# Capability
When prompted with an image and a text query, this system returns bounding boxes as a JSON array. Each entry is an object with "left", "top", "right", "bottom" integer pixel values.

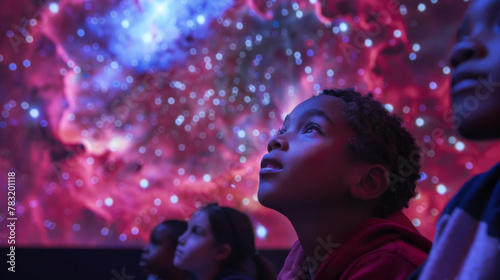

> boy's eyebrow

[
  {"left": 301, "top": 109, "right": 335, "bottom": 127},
  {"left": 283, "top": 115, "right": 290, "bottom": 127},
  {"left": 282, "top": 109, "right": 335, "bottom": 128},
  {"left": 285, "top": 109, "right": 334, "bottom": 127}
]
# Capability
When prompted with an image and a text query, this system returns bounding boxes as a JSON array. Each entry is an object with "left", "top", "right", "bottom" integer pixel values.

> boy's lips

[
  {"left": 175, "top": 249, "right": 183, "bottom": 256},
  {"left": 452, "top": 79, "right": 480, "bottom": 96},
  {"left": 260, "top": 155, "right": 283, "bottom": 174},
  {"left": 451, "top": 70, "right": 486, "bottom": 96}
]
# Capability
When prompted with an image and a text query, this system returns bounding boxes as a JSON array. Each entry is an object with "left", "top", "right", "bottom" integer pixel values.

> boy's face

[
  {"left": 258, "top": 95, "right": 359, "bottom": 211},
  {"left": 450, "top": 0, "right": 500, "bottom": 139},
  {"left": 140, "top": 224, "right": 176, "bottom": 274},
  {"left": 174, "top": 210, "right": 222, "bottom": 273}
]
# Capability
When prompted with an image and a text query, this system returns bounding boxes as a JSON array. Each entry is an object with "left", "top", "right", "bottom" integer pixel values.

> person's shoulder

[
  {"left": 215, "top": 275, "right": 253, "bottom": 280},
  {"left": 465, "top": 161, "right": 500, "bottom": 186},
  {"left": 213, "top": 269, "right": 254, "bottom": 280},
  {"left": 340, "top": 240, "right": 427, "bottom": 280},
  {"left": 373, "top": 239, "right": 428, "bottom": 265},
  {"left": 441, "top": 161, "right": 500, "bottom": 216}
]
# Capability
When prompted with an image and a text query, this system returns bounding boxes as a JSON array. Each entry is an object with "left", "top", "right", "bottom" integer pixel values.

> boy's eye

[
  {"left": 191, "top": 226, "right": 203, "bottom": 235},
  {"left": 277, "top": 128, "right": 286, "bottom": 135},
  {"left": 304, "top": 123, "right": 320, "bottom": 133}
]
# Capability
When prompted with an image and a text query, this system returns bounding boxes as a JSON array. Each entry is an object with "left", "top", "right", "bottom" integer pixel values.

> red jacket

[{"left": 278, "top": 212, "right": 432, "bottom": 280}]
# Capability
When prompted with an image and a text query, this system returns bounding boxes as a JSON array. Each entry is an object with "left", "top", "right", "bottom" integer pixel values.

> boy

[
  {"left": 140, "top": 220, "right": 189, "bottom": 280},
  {"left": 258, "top": 88, "right": 432, "bottom": 279},
  {"left": 411, "top": 0, "right": 500, "bottom": 279}
]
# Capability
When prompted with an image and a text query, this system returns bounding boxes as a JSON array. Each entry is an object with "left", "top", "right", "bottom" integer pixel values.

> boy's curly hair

[{"left": 318, "top": 88, "right": 421, "bottom": 218}]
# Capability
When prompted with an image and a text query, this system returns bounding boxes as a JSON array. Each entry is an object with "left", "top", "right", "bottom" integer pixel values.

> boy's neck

[
  {"left": 193, "top": 265, "right": 220, "bottom": 280},
  {"left": 159, "top": 267, "right": 187, "bottom": 280},
  {"left": 286, "top": 203, "right": 373, "bottom": 278}
]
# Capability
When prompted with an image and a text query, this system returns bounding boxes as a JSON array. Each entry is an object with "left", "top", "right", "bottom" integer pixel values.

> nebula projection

[{"left": 1, "top": 0, "right": 498, "bottom": 249}]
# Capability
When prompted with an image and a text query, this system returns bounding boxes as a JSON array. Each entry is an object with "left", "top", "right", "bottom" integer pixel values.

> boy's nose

[
  {"left": 267, "top": 134, "right": 288, "bottom": 152},
  {"left": 450, "top": 39, "right": 487, "bottom": 68},
  {"left": 177, "top": 234, "right": 186, "bottom": 245}
]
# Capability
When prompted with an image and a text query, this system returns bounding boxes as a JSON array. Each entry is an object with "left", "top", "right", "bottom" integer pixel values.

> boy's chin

[
  {"left": 258, "top": 186, "right": 307, "bottom": 216},
  {"left": 256, "top": 186, "right": 274, "bottom": 209},
  {"left": 257, "top": 185, "right": 287, "bottom": 211},
  {"left": 455, "top": 120, "right": 500, "bottom": 140},
  {"left": 451, "top": 95, "right": 500, "bottom": 140}
]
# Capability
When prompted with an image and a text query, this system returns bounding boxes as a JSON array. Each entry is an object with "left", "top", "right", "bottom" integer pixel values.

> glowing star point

[
  {"left": 105, "top": 198, "right": 113, "bottom": 207},
  {"left": 140, "top": 179, "right": 149, "bottom": 189},
  {"left": 339, "top": 22, "right": 348, "bottom": 32},
  {"left": 412, "top": 219, "right": 421, "bottom": 227},
  {"left": 256, "top": 225, "right": 267, "bottom": 239},
  {"left": 197, "top": 15, "right": 206, "bottom": 25},
  {"left": 436, "top": 184, "right": 447, "bottom": 195},
  {"left": 29, "top": 108, "right": 39, "bottom": 118},
  {"left": 416, "top": 118, "right": 424, "bottom": 127},
  {"left": 203, "top": 174, "right": 211, "bottom": 182},
  {"left": 49, "top": 3, "right": 59, "bottom": 14},
  {"left": 455, "top": 142, "right": 465, "bottom": 151}
]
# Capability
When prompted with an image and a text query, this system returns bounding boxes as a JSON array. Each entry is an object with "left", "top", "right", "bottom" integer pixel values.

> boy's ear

[
  {"left": 215, "top": 243, "right": 232, "bottom": 261},
  {"left": 349, "top": 165, "right": 389, "bottom": 201}
]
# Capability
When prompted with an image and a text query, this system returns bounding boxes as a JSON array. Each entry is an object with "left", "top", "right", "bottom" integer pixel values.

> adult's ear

[
  {"left": 215, "top": 244, "right": 232, "bottom": 261},
  {"left": 349, "top": 165, "right": 389, "bottom": 201}
]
